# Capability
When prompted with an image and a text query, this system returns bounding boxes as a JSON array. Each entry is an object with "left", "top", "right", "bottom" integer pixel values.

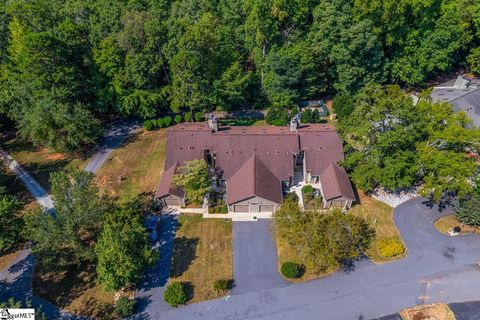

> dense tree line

[
  {"left": 337, "top": 84, "right": 480, "bottom": 200},
  {"left": 0, "top": 0, "right": 479, "bottom": 151}
]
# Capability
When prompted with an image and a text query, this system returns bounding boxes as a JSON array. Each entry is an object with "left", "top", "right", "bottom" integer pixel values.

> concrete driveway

[
  {"left": 151, "top": 198, "right": 480, "bottom": 320},
  {"left": 232, "top": 220, "right": 289, "bottom": 294}
]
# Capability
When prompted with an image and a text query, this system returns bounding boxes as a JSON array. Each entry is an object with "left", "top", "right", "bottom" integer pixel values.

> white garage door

[
  {"left": 259, "top": 205, "right": 275, "bottom": 212},
  {"left": 234, "top": 205, "right": 249, "bottom": 212}
]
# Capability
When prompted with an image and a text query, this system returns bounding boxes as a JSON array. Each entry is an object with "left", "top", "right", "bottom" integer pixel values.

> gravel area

[{"left": 372, "top": 187, "right": 419, "bottom": 208}]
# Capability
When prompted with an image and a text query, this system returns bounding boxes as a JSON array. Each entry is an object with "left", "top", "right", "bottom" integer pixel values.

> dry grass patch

[
  {"left": 32, "top": 262, "right": 116, "bottom": 319},
  {"left": 169, "top": 214, "right": 232, "bottom": 303},
  {"left": 96, "top": 129, "right": 166, "bottom": 203},
  {"left": 400, "top": 303, "right": 456, "bottom": 320},
  {"left": 0, "top": 136, "right": 86, "bottom": 191},
  {"left": 0, "top": 246, "right": 24, "bottom": 272},
  {"left": 349, "top": 191, "right": 405, "bottom": 263},
  {"left": 435, "top": 214, "right": 480, "bottom": 235},
  {"left": 276, "top": 237, "right": 333, "bottom": 282}
]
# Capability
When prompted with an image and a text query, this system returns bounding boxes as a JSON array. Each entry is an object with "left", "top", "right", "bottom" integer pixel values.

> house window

[{"left": 311, "top": 176, "right": 319, "bottom": 183}]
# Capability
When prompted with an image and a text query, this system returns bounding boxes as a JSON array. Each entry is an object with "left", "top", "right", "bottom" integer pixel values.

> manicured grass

[
  {"left": 349, "top": 191, "right": 405, "bottom": 263},
  {"left": 96, "top": 129, "right": 166, "bottom": 203},
  {"left": 32, "top": 261, "right": 116, "bottom": 319},
  {"left": 276, "top": 237, "right": 333, "bottom": 282},
  {"left": 400, "top": 303, "right": 455, "bottom": 320},
  {"left": 169, "top": 214, "right": 232, "bottom": 302},
  {"left": 435, "top": 214, "right": 479, "bottom": 235},
  {"left": 0, "top": 136, "right": 86, "bottom": 191}
]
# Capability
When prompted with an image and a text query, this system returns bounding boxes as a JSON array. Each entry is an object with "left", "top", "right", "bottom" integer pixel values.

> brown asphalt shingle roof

[
  {"left": 158, "top": 122, "right": 353, "bottom": 204},
  {"left": 155, "top": 163, "right": 185, "bottom": 198},
  {"left": 320, "top": 163, "right": 355, "bottom": 201},
  {"left": 226, "top": 156, "right": 283, "bottom": 205}
]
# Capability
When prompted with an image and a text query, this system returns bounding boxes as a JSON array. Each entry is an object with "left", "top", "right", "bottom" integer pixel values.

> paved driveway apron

[{"left": 232, "top": 219, "right": 289, "bottom": 294}]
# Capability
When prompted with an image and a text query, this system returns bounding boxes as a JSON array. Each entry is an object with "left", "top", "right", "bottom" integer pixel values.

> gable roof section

[
  {"left": 320, "top": 163, "right": 355, "bottom": 201},
  {"left": 155, "top": 163, "right": 185, "bottom": 198},
  {"left": 226, "top": 156, "right": 283, "bottom": 205}
]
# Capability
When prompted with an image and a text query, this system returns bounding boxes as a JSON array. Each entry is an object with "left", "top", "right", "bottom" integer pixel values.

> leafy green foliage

[
  {"left": 157, "top": 118, "right": 164, "bottom": 128},
  {"left": 274, "top": 202, "right": 375, "bottom": 271},
  {"left": 172, "top": 159, "right": 210, "bottom": 205},
  {"left": 453, "top": 193, "right": 480, "bottom": 228},
  {"left": 164, "top": 282, "right": 187, "bottom": 307},
  {"left": 301, "top": 185, "right": 315, "bottom": 201},
  {"left": 24, "top": 168, "right": 112, "bottom": 268},
  {"left": 377, "top": 238, "right": 405, "bottom": 258},
  {"left": 174, "top": 114, "right": 183, "bottom": 124},
  {"left": 143, "top": 120, "right": 153, "bottom": 131},
  {"left": 96, "top": 202, "right": 157, "bottom": 291},
  {"left": 194, "top": 112, "right": 203, "bottom": 122},
  {"left": 281, "top": 262, "right": 303, "bottom": 278},
  {"left": 213, "top": 279, "right": 230, "bottom": 292},
  {"left": 164, "top": 116, "right": 172, "bottom": 127},
  {"left": 333, "top": 92, "right": 354, "bottom": 119},
  {"left": 468, "top": 47, "right": 480, "bottom": 74},
  {"left": 184, "top": 112, "right": 191, "bottom": 122},
  {"left": 0, "top": 186, "right": 22, "bottom": 251},
  {"left": 339, "top": 84, "right": 480, "bottom": 199},
  {"left": 114, "top": 297, "right": 136, "bottom": 318}
]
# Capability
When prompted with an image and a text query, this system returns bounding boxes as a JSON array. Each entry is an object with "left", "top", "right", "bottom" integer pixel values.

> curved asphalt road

[{"left": 143, "top": 198, "right": 480, "bottom": 320}]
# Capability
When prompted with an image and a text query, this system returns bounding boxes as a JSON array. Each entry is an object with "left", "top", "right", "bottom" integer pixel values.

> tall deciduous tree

[
  {"left": 24, "top": 168, "right": 112, "bottom": 268},
  {"left": 96, "top": 202, "right": 157, "bottom": 291},
  {"left": 274, "top": 200, "right": 375, "bottom": 271},
  {"left": 0, "top": 186, "right": 22, "bottom": 251},
  {"left": 172, "top": 159, "right": 210, "bottom": 205}
]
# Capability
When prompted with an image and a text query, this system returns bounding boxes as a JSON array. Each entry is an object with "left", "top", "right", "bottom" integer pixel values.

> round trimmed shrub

[
  {"left": 114, "top": 297, "right": 136, "bottom": 318},
  {"left": 143, "top": 120, "right": 153, "bottom": 131},
  {"left": 164, "top": 116, "right": 173, "bottom": 127},
  {"left": 220, "top": 205, "right": 228, "bottom": 214},
  {"left": 157, "top": 118, "right": 164, "bottom": 128},
  {"left": 377, "top": 238, "right": 405, "bottom": 258},
  {"left": 281, "top": 262, "right": 302, "bottom": 279},
  {"left": 164, "top": 282, "right": 187, "bottom": 307},
  {"left": 194, "top": 112, "right": 203, "bottom": 122},
  {"left": 213, "top": 279, "right": 229, "bottom": 292},
  {"left": 208, "top": 207, "right": 214, "bottom": 214},
  {"left": 184, "top": 112, "right": 192, "bottom": 122},
  {"left": 174, "top": 114, "right": 183, "bottom": 124},
  {"left": 215, "top": 206, "right": 222, "bottom": 213}
]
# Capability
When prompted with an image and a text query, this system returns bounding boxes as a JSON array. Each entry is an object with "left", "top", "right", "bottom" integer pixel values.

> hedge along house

[{"left": 155, "top": 115, "right": 355, "bottom": 217}]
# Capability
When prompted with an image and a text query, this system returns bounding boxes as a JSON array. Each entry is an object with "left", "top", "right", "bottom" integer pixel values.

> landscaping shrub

[
  {"left": 377, "top": 238, "right": 405, "bottom": 258},
  {"left": 271, "top": 118, "right": 286, "bottom": 126},
  {"left": 284, "top": 192, "right": 299, "bottom": 203},
  {"left": 157, "top": 118, "right": 164, "bottom": 128},
  {"left": 213, "top": 279, "right": 230, "bottom": 292},
  {"left": 194, "top": 112, "right": 203, "bottom": 122},
  {"left": 164, "top": 282, "right": 187, "bottom": 307},
  {"left": 184, "top": 112, "right": 192, "bottom": 122},
  {"left": 208, "top": 207, "right": 214, "bottom": 214},
  {"left": 143, "top": 120, "right": 153, "bottom": 131},
  {"left": 175, "top": 114, "right": 183, "bottom": 124},
  {"left": 215, "top": 206, "right": 222, "bottom": 213},
  {"left": 301, "top": 185, "right": 315, "bottom": 201},
  {"left": 114, "top": 297, "right": 136, "bottom": 318},
  {"left": 164, "top": 116, "right": 172, "bottom": 127},
  {"left": 220, "top": 205, "right": 228, "bottom": 213},
  {"left": 281, "top": 262, "right": 303, "bottom": 279}
]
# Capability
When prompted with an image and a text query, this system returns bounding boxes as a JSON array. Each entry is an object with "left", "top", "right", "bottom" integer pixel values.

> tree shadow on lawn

[
  {"left": 169, "top": 237, "right": 199, "bottom": 278},
  {"left": 21, "top": 160, "right": 72, "bottom": 192},
  {"left": 32, "top": 261, "right": 97, "bottom": 308}
]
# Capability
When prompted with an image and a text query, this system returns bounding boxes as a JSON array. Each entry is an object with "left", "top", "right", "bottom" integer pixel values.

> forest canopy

[{"left": 0, "top": 0, "right": 479, "bottom": 151}]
